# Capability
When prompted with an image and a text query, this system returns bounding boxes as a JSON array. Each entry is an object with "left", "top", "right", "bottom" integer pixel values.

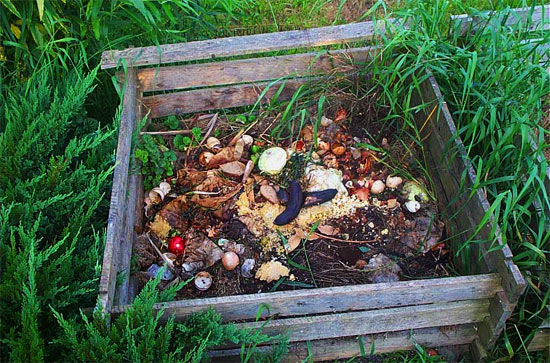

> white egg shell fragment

[
  {"left": 320, "top": 115, "right": 333, "bottom": 127},
  {"left": 404, "top": 200, "right": 421, "bottom": 213},
  {"left": 258, "top": 147, "right": 288, "bottom": 175},
  {"left": 241, "top": 134, "right": 253, "bottom": 146},
  {"left": 370, "top": 180, "right": 386, "bottom": 194},
  {"left": 194, "top": 271, "right": 212, "bottom": 291},
  {"left": 241, "top": 258, "right": 255, "bottom": 278},
  {"left": 385, "top": 175, "right": 403, "bottom": 189},
  {"left": 206, "top": 137, "right": 222, "bottom": 152}
]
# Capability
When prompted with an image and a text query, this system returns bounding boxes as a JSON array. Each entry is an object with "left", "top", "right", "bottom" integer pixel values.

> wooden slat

[
  {"left": 136, "top": 47, "right": 374, "bottom": 92},
  {"left": 114, "top": 83, "right": 143, "bottom": 306},
  {"left": 527, "top": 327, "right": 550, "bottom": 351},
  {"left": 477, "top": 291, "right": 512, "bottom": 349},
  {"left": 111, "top": 274, "right": 501, "bottom": 322},
  {"left": 412, "top": 72, "right": 526, "bottom": 306},
  {"left": 528, "top": 308, "right": 550, "bottom": 354},
  {"left": 98, "top": 68, "right": 138, "bottom": 315},
  {"left": 451, "top": 5, "right": 550, "bottom": 36},
  {"left": 230, "top": 300, "right": 489, "bottom": 344},
  {"left": 210, "top": 325, "right": 477, "bottom": 362},
  {"left": 101, "top": 20, "right": 390, "bottom": 69},
  {"left": 142, "top": 78, "right": 310, "bottom": 118}
]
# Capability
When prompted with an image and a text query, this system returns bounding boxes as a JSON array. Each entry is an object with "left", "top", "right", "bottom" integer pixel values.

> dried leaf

[
  {"left": 402, "top": 217, "right": 444, "bottom": 253},
  {"left": 334, "top": 109, "right": 347, "bottom": 123},
  {"left": 286, "top": 234, "right": 302, "bottom": 253},
  {"left": 191, "top": 185, "right": 242, "bottom": 209},
  {"left": 184, "top": 230, "right": 224, "bottom": 268},
  {"left": 317, "top": 224, "right": 339, "bottom": 236},
  {"left": 233, "top": 138, "right": 245, "bottom": 160},
  {"left": 295, "top": 228, "right": 321, "bottom": 241},
  {"left": 207, "top": 147, "right": 235, "bottom": 169},
  {"left": 255, "top": 261, "right": 290, "bottom": 283},
  {"left": 220, "top": 161, "right": 246, "bottom": 177},
  {"left": 157, "top": 195, "right": 188, "bottom": 231},
  {"left": 260, "top": 185, "right": 279, "bottom": 204},
  {"left": 177, "top": 168, "right": 207, "bottom": 187}
]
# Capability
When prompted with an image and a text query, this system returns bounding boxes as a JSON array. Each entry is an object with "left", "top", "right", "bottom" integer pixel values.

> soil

[{"left": 134, "top": 80, "right": 453, "bottom": 300}]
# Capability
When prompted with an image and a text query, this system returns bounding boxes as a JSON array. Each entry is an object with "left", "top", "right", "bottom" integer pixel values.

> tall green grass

[{"left": 367, "top": 0, "right": 549, "bottom": 359}]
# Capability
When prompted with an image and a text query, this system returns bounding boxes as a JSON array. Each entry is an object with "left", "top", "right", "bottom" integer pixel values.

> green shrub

[
  {"left": 54, "top": 275, "right": 288, "bottom": 362},
  {"left": 0, "top": 61, "right": 117, "bottom": 361}
]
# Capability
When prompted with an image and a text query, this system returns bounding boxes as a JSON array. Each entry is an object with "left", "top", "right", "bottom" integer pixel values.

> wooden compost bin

[{"left": 99, "top": 21, "right": 526, "bottom": 361}]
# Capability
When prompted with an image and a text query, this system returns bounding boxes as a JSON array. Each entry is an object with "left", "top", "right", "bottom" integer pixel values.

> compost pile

[{"left": 134, "top": 110, "right": 450, "bottom": 298}]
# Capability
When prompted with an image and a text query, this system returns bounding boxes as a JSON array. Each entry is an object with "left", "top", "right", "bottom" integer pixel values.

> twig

[
  {"left": 146, "top": 234, "right": 175, "bottom": 272},
  {"left": 198, "top": 113, "right": 219, "bottom": 148},
  {"left": 316, "top": 232, "right": 376, "bottom": 247},
  {"left": 140, "top": 130, "right": 191, "bottom": 136},
  {"left": 185, "top": 190, "right": 221, "bottom": 196}
]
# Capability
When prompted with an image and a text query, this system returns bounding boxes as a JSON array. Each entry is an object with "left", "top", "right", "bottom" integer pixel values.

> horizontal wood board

[
  {"left": 111, "top": 274, "right": 501, "bottom": 322},
  {"left": 228, "top": 299, "right": 489, "bottom": 345},
  {"left": 142, "top": 78, "right": 310, "bottom": 118},
  {"left": 451, "top": 5, "right": 550, "bottom": 36},
  {"left": 101, "top": 20, "right": 393, "bottom": 69},
  {"left": 210, "top": 325, "right": 477, "bottom": 362},
  {"left": 136, "top": 47, "right": 374, "bottom": 92}
]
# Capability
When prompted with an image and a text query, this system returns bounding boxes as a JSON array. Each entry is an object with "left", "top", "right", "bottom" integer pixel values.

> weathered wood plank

[
  {"left": 136, "top": 47, "right": 374, "bottom": 92},
  {"left": 451, "top": 5, "right": 550, "bottom": 36},
  {"left": 477, "top": 291, "right": 512, "bottom": 349},
  {"left": 142, "top": 78, "right": 310, "bottom": 118},
  {"left": 210, "top": 325, "right": 477, "bottom": 362},
  {"left": 528, "top": 309, "right": 550, "bottom": 353},
  {"left": 101, "top": 20, "right": 390, "bottom": 69},
  {"left": 111, "top": 274, "right": 501, "bottom": 322},
  {"left": 230, "top": 300, "right": 489, "bottom": 344},
  {"left": 528, "top": 328, "right": 550, "bottom": 351},
  {"left": 411, "top": 72, "right": 526, "bottom": 306},
  {"left": 98, "top": 68, "right": 138, "bottom": 315},
  {"left": 114, "top": 82, "right": 143, "bottom": 306}
]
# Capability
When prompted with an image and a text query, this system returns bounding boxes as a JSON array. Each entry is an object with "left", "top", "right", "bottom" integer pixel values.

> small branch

[
  {"left": 140, "top": 130, "right": 191, "bottom": 136},
  {"left": 316, "top": 232, "right": 376, "bottom": 247}
]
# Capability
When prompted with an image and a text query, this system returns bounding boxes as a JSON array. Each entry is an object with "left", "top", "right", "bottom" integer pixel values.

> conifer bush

[{"left": 0, "top": 63, "right": 117, "bottom": 361}]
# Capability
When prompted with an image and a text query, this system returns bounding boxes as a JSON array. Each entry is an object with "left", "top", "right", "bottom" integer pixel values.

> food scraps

[
  {"left": 136, "top": 107, "right": 447, "bottom": 297},
  {"left": 256, "top": 261, "right": 290, "bottom": 283}
]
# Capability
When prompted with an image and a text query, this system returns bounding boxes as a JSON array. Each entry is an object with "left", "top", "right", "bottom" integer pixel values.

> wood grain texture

[
  {"left": 229, "top": 299, "right": 489, "bottom": 344},
  {"left": 527, "top": 328, "right": 550, "bottom": 351},
  {"left": 136, "top": 47, "right": 374, "bottom": 92},
  {"left": 142, "top": 78, "right": 309, "bottom": 118},
  {"left": 528, "top": 309, "right": 550, "bottom": 353},
  {"left": 411, "top": 72, "right": 526, "bottom": 305},
  {"left": 210, "top": 325, "right": 477, "bottom": 362},
  {"left": 477, "top": 291, "right": 512, "bottom": 349},
  {"left": 111, "top": 274, "right": 501, "bottom": 322},
  {"left": 114, "top": 86, "right": 143, "bottom": 306},
  {"left": 101, "top": 21, "right": 389, "bottom": 69},
  {"left": 451, "top": 5, "right": 550, "bottom": 36},
  {"left": 98, "top": 68, "right": 138, "bottom": 315}
]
